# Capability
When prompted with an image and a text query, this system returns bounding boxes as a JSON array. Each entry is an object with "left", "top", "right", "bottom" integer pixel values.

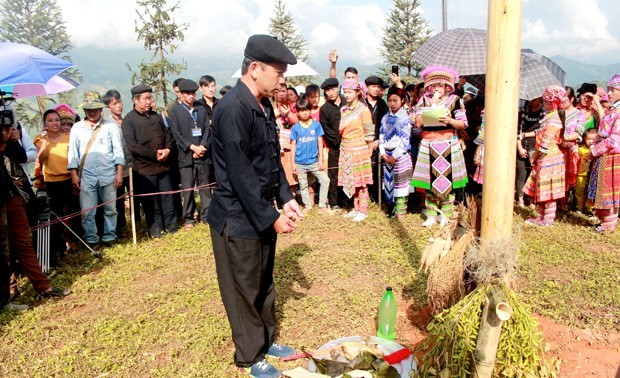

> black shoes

[{"left": 40, "top": 286, "right": 71, "bottom": 298}]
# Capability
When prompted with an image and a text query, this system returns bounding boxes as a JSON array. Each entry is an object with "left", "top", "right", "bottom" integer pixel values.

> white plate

[{"left": 307, "top": 336, "right": 416, "bottom": 378}]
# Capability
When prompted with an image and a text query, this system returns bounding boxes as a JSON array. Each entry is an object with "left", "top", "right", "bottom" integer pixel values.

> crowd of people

[{"left": 1, "top": 44, "right": 619, "bottom": 315}]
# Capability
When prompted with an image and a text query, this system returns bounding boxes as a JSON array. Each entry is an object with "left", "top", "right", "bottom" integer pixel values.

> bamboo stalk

[
  {"left": 480, "top": 0, "right": 523, "bottom": 243},
  {"left": 473, "top": 285, "right": 513, "bottom": 378}
]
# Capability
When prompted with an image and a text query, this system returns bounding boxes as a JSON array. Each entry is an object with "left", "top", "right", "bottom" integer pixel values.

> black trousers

[
  {"left": 179, "top": 163, "right": 212, "bottom": 224},
  {"left": 516, "top": 144, "right": 536, "bottom": 200},
  {"left": 135, "top": 171, "right": 178, "bottom": 234},
  {"left": 210, "top": 226, "right": 277, "bottom": 367},
  {"left": 327, "top": 150, "right": 340, "bottom": 207},
  {"left": 368, "top": 148, "right": 381, "bottom": 203}
]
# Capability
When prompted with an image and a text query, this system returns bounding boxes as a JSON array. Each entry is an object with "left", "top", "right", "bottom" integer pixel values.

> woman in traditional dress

[
  {"left": 473, "top": 110, "right": 485, "bottom": 185},
  {"left": 586, "top": 74, "right": 620, "bottom": 233},
  {"left": 379, "top": 86, "right": 413, "bottom": 218},
  {"left": 410, "top": 66, "right": 468, "bottom": 227},
  {"left": 576, "top": 82, "right": 599, "bottom": 133},
  {"left": 338, "top": 79, "right": 374, "bottom": 222},
  {"left": 559, "top": 87, "right": 586, "bottom": 209},
  {"left": 522, "top": 85, "right": 568, "bottom": 226}
]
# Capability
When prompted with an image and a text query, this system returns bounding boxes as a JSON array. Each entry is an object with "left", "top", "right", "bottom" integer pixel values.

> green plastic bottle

[{"left": 377, "top": 286, "right": 396, "bottom": 340}]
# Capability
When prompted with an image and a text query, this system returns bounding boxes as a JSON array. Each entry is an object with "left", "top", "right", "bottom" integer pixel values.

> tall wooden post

[{"left": 480, "top": 0, "right": 522, "bottom": 242}]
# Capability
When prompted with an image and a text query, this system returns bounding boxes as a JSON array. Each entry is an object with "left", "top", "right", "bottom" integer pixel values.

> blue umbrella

[{"left": 0, "top": 42, "right": 74, "bottom": 87}]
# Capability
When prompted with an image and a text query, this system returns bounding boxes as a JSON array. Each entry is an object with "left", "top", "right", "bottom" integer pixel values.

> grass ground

[{"left": 0, "top": 205, "right": 618, "bottom": 377}]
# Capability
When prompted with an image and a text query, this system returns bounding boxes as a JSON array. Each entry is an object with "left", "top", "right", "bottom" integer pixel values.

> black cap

[
  {"left": 244, "top": 34, "right": 297, "bottom": 65},
  {"left": 365, "top": 75, "right": 388, "bottom": 88},
  {"left": 320, "top": 78, "right": 339, "bottom": 90},
  {"left": 577, "top": 82, "right": 597, "bottom": 96},
  {"left": 131, "top": 84, "right": 152, "bottom": 96},
  {"left": 178, "top": 79, "right": 199, "bottom": 92}
]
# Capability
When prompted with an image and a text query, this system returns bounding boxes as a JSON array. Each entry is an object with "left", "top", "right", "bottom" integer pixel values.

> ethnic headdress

[
  {"left": 608, "top": 74, "right": 620, "bottom": 91},
  {"left": 542, "top": 85, "right": 568, "bottom": 110},
  {"left": 53, "top": 103, "right": 76, "bottom": 122},
  {"left": 342, "top": 79, "right": 367, "bottom": 98},
  {"left": 420, "top": 65, "right": 458, "bottom": 94}
]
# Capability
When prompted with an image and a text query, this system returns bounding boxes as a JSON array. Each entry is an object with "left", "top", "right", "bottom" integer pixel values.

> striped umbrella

[
  {"left": 413, "top": 28, "right": 488, "bottom": 76},
  {"left": 519, "top": 49, "right": 566, "bottom": 100}
]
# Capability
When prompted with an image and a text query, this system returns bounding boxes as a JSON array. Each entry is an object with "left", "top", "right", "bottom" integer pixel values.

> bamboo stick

[{"left": 480, "top": 0, "right": 523, "bottom": 243}]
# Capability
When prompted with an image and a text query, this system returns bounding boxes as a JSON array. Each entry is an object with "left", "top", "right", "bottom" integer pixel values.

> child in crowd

[
  {"left": 523, "top": 85, "right": 568, "bottom": 226},
  {"left": 575, "top": 128, "right": 597, "bottom": 214},
  {"left": 290, "top": 99, "right": 330, "bottom": 213},
  {"left": 339, "top": 79, "right": 374, "bottom": 222},
  {"left": 379, "top": 86, "right": 413, "bottom": 218},
  {"left": 305, "top": 84, "right": 322, "bottom": 121}
]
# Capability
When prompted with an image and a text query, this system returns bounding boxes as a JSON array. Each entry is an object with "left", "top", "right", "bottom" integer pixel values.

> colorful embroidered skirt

[
  {"left": 410, "top": 138, "right": 468, "bottom": 198},
  {"left": 561, "top": 144, "right": 579, "bottom": 190},
  {"left": 523, "top": 151, "right": 565, "bottom": 202},
  {"left": 338, "top": 138, "right": 373, "bottom": 198},
  {"left": 383, "top": 150, "right": 413, "bottom": 204},
  {"left": 473, "top": 145, "right": 484, "bottom": 184},
  {"left": 281, "top": 149, "right": 297, "bottom": 186},
  {"left": 587, "top": 152, "right": 620, "bottom": 209}
]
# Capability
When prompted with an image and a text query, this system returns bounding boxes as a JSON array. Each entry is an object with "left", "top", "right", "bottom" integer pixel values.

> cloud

[{"left": 55, "top": 0, "right": 620, "bottom": 67}]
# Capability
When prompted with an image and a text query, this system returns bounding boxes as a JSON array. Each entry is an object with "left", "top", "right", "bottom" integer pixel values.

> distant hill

[
  {"left": 69, "top": 46, "right": 619, "bottom": 98},
  {"left": 551, "top": 56, "right": 620, "bottom": 87}
]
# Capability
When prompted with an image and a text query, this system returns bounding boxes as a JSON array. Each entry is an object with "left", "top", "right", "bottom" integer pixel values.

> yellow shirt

[
  {"left": 577, "top": 145, "right": 591, "bottom": 178},
  {"left": 34, "top": 133, "right": 71, "bottom": 182}
]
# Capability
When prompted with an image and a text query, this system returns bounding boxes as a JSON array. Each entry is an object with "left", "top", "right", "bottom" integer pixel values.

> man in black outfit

[
  {"left": 319, "top": 78, "right": 344, "bottom": 210},
  {"left": 168, "top": 79, "right": 211, "bottom": 229},
  {"left": 365, "top": 76, "right": 390, "bottom": 203},
  {"left": 207, "top": 34, "right": 303, "bottom": 378},
  {"left": 122, "top": 85, "right": 177, "bottom": 238}
]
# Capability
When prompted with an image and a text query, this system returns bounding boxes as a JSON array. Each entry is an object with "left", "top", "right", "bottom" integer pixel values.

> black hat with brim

[
  {"left": 320, "top": 78, "right": 339, "bottom": 90},
  {"left": 131, "top": 84, "right": 153, "bottom": 97},
  {"left": 244, "top": 34, "right": 297, "bottom": 65},
  {"left": 178, "top": 79, "right": 199, "bottom": 92}
]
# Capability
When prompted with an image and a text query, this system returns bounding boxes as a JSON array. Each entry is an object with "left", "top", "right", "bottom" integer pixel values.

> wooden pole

[
  {"left": 129, "top": 167, "right": 138, "bottom": 248},
  {"left": 480, "top": 0, "right": 523, "bottom": 242}
]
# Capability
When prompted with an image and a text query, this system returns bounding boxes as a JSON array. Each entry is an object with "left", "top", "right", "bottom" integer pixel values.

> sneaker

[
  {"left": 266, "top": 343, "right": 296, "bottom": 358},
  {"left": 525, "top": 217, "right": 542, "bottom": 226},
  {"left": 330, "top": 205, "right": 342, "bottom": 211},
  {"left": 343, "top": 209, "right": 358, "bottom": 218},
  {"left": 352, "top": 212, "right": 368, "bottom": 222},
  {"left": 422, "top": 216, "right": 437, "bottom": 227},
  {"left": 3, "top": 303, "right": 31, "bottom": 312},
  {"left": 318, "top": 207, "right": 330, "bottom": 214},
  {"left": 238, "top": 359, "right": 281, "bottom": 378},
  {"left": 438, "top": 215, "right": 449, "bottom": 227}
]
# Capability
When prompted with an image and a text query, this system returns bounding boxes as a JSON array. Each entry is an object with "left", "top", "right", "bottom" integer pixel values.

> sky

[{"left": 55, "top": 0, "right": 620, "bottom": 68}]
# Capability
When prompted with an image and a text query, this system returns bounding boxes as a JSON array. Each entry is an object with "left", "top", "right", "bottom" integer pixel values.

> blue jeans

[
  {"left": 297, "top": 162, "right": 330, "bottom": 208},
  {"left": 80, "top": 181, "right": 117, "bottom": 243}
]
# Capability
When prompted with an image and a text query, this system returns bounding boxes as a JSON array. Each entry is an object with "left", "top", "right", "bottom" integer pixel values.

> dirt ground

[{"left": 399, "top": 301, "right": 620, "bottom": 377}]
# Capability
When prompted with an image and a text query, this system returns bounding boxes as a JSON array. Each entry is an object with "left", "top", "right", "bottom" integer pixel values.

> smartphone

[{"left": 391, "top": 65, "right": 399, "bottom": 76}]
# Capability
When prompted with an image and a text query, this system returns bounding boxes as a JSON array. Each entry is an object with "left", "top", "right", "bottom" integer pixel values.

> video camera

[{"left": 0, "top": 90, "right": 15, "bottom": 127}]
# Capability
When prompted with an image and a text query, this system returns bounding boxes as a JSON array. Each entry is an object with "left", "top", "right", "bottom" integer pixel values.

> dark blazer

[
  {"left": 319, "top": 97, "right": 344, "bottom": 151},
  {"left": 168, "top": 101, "right": 211, "bottom": 167},
  {"left": 207, "top": 80, "right": 294, "bottom": 239},
  {"left": 122, "top": 109, "right": 173, "bottom": 176}
]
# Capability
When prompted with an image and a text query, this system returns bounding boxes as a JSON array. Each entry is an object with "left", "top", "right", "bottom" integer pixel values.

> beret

[
  {"left": 577, "top": 82, "right": 597, "bottom": 96},
  {"left": 244, "top": 34, "right": 297, "bottom": 65},
  {"left": 320, "top": 78, "right": 339, "bottom": 90},
  {"left": 131, "top": 84, "right": 153, "bottom": 96},
  {"left": 178, "top": 79, "right": 199, "bottom": 92},
  {"left": 365, "top": 75, "right": 387, "bottom": 88}
]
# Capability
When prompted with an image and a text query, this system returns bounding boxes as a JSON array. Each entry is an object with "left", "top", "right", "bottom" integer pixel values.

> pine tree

[
  {"left": 128, "top": 0, "right": 188, "bottom": 110},
  {"left": 268, "top": 0, "right": 310, "bottom": 87},
  {"left": 0, "top": 0, "right": 80, "bottom": 125},
  {"left": 380, "top": 0, "right": 432, "bottom": 80}
]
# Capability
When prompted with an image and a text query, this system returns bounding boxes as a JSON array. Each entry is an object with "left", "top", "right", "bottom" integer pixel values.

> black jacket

[
  {"left": 122, "top": 109, "right": 173, "bottom": 176},
  {"left": 319, "top": 97, "right": 344, "bottom": 151},
  {"left": 168, "top": 102, "right": 211, "bottom": 167},
  {"left": 207, "top": 80, "right": 293, "bottom": 239},
  {"left": 0, "top": 141, "right": 27, "bottom": 202}
]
